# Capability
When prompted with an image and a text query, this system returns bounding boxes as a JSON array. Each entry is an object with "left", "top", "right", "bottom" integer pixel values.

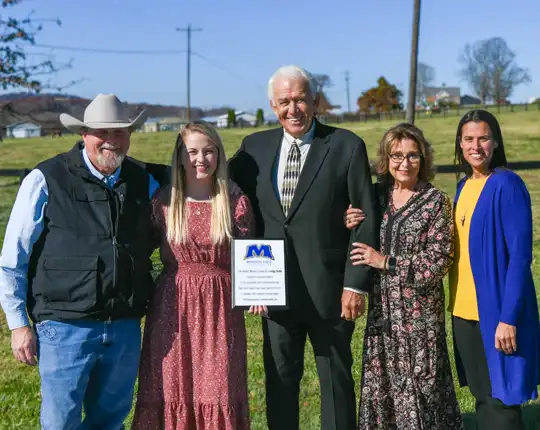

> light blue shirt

[{"left": 0, "top": 148, "right": 160, "bottom": 329}]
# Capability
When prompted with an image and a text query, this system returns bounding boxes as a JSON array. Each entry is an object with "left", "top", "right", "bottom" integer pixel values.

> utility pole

[
  {"left": 406, "top": 0, "right": 421, "bottom": 124},
  {"left": 176, "top": 24, "right": 202, "bottom": 121},
  {"left": 344, "top": 71, "right": 351, "bottom": 113}
]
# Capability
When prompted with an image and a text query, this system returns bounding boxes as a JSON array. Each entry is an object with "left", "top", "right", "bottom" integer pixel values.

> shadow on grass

[{"left": 462, "top": 403, "right": 540, "bottom": 429}]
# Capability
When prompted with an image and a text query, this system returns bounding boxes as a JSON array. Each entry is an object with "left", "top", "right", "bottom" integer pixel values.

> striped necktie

[{"left": 280, "top": 140, "right": 301, "bottom": 216}]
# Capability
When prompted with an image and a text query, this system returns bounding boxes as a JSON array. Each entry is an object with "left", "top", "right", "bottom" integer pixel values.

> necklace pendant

[{"left": 460, "top": 215, "right": 465, "bottom": 226}]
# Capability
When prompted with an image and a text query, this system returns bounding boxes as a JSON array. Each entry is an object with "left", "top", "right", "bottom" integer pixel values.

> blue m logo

[{"left": 244, "top": 244, "right": 275, "bottom": 260}]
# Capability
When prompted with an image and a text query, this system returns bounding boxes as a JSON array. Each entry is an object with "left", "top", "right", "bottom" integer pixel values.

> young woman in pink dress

[{"left": 132, "top": 122, "right": 266, "bottom": 429}]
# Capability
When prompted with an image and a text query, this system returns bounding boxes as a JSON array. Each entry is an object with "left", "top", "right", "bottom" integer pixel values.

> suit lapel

[
  {"left": 259, "top": 129, "right": 285, "bottom": 220},
  {"left": 286, "top": 122, "right": 331, "bottom": 220}
]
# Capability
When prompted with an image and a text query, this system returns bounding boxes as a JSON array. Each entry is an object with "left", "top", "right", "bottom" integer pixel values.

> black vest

[{"left": 27, "top": 142, "right": 153, "bottom": 322}]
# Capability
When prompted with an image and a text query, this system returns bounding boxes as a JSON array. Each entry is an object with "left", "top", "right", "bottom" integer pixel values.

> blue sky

[{"left": 4, "top": 0, "right": 540, "bottom": 113}]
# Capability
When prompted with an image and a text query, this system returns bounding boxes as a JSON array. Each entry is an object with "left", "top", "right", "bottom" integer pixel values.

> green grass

[{"left": 1, "top": 111, "right": 540, "bottom": 428}]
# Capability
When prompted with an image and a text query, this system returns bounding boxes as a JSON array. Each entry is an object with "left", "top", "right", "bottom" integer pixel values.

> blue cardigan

[{"left": 454, "top": 168, "right": 540, "bottom": 405}]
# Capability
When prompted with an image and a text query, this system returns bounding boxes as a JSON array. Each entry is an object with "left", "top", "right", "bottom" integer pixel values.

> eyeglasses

[{"left": 389, "top": 153, "right": 422, "bottom": 164}]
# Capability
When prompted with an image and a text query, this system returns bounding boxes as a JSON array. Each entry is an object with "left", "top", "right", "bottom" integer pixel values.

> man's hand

[
  {"left": 11, "top": 326, "right": 37, "bottom": 366},
  {"left": 341, "top": 290, "right": 365, "bottom": 321},
  {"left": 495, "top": 322, "right": 517, "bottom": 355},
  {"left": 248, "top": 305, "right": 269, "bottom": 317}
]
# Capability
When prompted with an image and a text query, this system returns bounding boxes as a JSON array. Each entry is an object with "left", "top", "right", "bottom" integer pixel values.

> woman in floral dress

[
  {"left": 132, "top": 122, "right": 266, "bottom": 429},
  {"left": 345, "top": 123, "right": 463, "bottom": 429}
]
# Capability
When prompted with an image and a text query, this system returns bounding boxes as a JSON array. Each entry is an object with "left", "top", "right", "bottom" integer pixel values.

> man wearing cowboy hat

[{"left": 0, "top": 94, "right": 162, "bottom": 429}]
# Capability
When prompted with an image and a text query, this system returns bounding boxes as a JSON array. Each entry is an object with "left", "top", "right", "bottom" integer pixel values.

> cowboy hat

[{"left": 59, "top": 93, "right": 147, "bottom": 133}]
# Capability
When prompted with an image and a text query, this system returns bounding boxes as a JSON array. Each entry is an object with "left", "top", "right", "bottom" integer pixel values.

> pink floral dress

[{"left": 132, "top": 187, "right": 254, "bottom": 430}]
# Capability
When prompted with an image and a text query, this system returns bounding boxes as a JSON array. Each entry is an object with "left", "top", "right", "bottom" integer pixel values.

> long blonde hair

[{"left": 166, "top": 121, "right": 232, "bottom": 245}]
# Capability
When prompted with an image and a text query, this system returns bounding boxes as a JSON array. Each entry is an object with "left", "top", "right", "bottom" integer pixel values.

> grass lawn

[{"left": 1, "top": 111, "right": 540, "bottom": 429}]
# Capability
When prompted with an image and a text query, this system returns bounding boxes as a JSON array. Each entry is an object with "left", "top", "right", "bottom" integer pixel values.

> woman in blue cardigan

[{"left": 450, "top": 109, "right": 540, "bottom": 429}]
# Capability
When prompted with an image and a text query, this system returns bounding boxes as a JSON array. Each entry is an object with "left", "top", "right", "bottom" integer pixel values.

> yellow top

[{"left": 448, "top": 176, "right": 489, "bottom": 320}]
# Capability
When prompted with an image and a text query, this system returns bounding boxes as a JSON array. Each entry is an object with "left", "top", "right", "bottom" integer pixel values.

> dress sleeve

[
  {"left": 393, "top": 193, "right": 454, "bottom": 289},
  {"left": 233, "top": 193, "right": 255, "bottom": 239}
]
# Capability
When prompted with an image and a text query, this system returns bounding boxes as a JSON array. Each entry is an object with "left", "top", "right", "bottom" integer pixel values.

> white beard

[{"left": 96, "top": 152, "right": 125, "bottom": 170}]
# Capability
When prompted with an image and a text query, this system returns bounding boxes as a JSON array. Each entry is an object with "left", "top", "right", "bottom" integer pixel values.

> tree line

[{"left": 357, "top": 37, "right": 531, "bottom": 113}]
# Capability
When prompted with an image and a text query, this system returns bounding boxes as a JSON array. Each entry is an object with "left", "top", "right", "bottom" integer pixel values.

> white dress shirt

[{"left": 274, "top": 122, "right": 315, "bottom": 200}]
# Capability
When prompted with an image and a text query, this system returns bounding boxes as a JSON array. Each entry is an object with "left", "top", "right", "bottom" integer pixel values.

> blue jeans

[{"left": 36, "top": 319, "right": 141, "bottom": 430}]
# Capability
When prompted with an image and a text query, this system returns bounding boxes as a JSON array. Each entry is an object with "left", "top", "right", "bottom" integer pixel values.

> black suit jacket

[{"left": 228, "top": 120, "right": 379, "bottom": 319}]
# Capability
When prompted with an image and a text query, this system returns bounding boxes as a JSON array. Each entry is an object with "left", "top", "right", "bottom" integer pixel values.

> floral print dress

[
  {"left": 358, "top": 183, "right": 463, "bottom": 430},
  {"left": 132, "top": 187, "right": 254, "bottom": 430}
]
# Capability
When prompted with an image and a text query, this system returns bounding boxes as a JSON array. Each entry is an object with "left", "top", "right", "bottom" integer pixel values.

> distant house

[
  {"left": 425, "top": 86, "right": 461, "bottom": 105},
  {"left": 236, "top": 112, "right": 257, "bottom": 127},
  {"left": 158, "top": 116, "right": 189, "bottom": 131},
  {"left": 461, "top": 94, "right": 482, "bottom": 105},
  {"left": 142, "top": 116, "right": 189, "bottom": 133},
  {"left": 214, "top": 113, "right": 229, "bottom": 128},
  {"left": 7, "top": 122, "right": 42, "bottom": 138},
  {"left": 211, "top": 111, "right": 257, "bottom": 128},
  {"left": 142, "top": 117, "right": 162, "bottom": 133},
  {"left": 201, "top": 115, "right": 219, "bottom": 126}
]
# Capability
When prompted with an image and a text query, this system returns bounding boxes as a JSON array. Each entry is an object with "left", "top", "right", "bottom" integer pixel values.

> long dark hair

[{"left": 454, "top": 109, "right": 508, "bottom": 178}]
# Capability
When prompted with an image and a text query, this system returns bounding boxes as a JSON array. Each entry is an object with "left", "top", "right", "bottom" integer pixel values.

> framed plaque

[{"left": 231, "top": 239, "right": 287, "bottom": 310}]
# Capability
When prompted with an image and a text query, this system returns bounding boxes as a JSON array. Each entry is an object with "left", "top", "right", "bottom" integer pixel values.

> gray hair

[{"left": 267, "top": 65, "right": 318, "bottom": 101}]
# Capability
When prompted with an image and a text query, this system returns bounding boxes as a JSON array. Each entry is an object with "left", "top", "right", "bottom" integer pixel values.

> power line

[
  {"left": 191, "top": 52, "right": 264, "bottom": 89},
  {"left": 32, "top": 43, "right": 261, "bottom": 86},
  {"left": 31, "top": 41, "right": 266, "bottom": 106},
  {"left": 176, "top": 25, "right": 202, "bottom": 121},
  {"left": 33, "top": 44, "right": 186, "bottom": 55}
]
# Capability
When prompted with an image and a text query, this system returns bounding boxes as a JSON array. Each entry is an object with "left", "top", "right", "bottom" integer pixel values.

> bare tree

[
  {"left": 313, "top": 74, "right": 333, "bottom": 93},
  {"left": 0, "top": 0, "right": 73, "bottom": 92},
  {"left": 416, "top": 62, "right": 435, "bottom": 104},
  {"left": 459, "top": 37, "right": 531, "bottom": 104},
  {"left": 488, "top": 38, "right": 531, "bottom": 103}
]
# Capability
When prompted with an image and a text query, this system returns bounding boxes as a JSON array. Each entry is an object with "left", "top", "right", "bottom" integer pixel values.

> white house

[
  {"left": 425, "top": 86, "right": 461, "bottom": 105},
  {"left": 215, "top": 114, "right": 229, "bottom": 128},
  {"left": 201, "top": 115, "right": 220, "bottom": 126},
  {"left": 142, "top": 117, "right": 162, "bottom": 133},
  {"left": 142, "top": 116, "right": 189, "bottom": 133},
  {"left": 212, "top": 111, "right": 257, "bottom": 128},
  {"left": 236, "top": 111, "right": 257, "bottom": 127},
  {"left": 7, "top": 122, "right": 42, "bottom": 138}
]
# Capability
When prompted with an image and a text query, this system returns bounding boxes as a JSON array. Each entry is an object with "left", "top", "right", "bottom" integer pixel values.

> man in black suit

[{"left": 228, "top": 65, "right": 378, "bottom": 430}]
